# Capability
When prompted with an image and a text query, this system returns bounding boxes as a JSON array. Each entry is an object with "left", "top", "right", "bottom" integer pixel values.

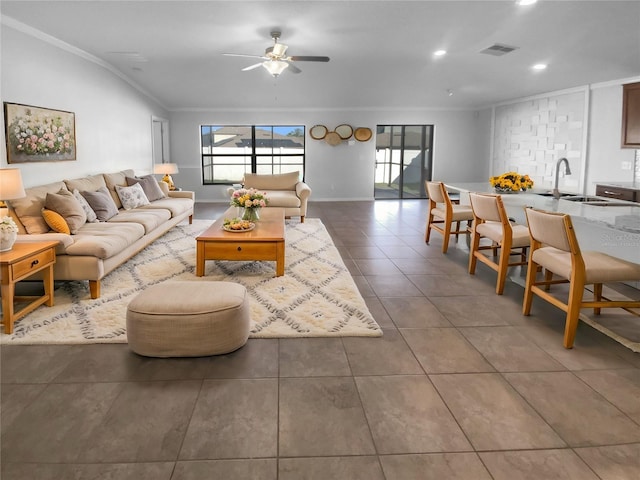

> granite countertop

[{"left": 445, "top": 182, "right": 640, "bottom": 265}]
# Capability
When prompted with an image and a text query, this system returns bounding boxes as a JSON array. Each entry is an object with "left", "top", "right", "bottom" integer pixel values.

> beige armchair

[
  {"left": 226, "top": 171, "right": 311, "bottom": 222},
  {"left": 523, "top": 207, "right": 640, "bottom": 348}
]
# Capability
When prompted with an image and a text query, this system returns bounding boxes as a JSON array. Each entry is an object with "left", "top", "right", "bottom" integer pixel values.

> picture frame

[{"left": 3, "top": 102, "right": 76, "bottom": 163}]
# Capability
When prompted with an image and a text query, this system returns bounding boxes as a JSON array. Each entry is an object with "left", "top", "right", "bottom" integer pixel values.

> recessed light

[
  {"left": 532, "top": 63, "right": 547, "bottom": 71},
  {"left": 433, "top": 50, "right": 447, "bottom": 57},
  {"left": 517, "top": 0, "right": 538, "bottom": 6},
  {"left": 447, "top": 89, "right": 453, "bottom": 97}
]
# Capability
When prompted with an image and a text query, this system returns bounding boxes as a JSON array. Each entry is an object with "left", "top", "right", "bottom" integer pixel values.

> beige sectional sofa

[
  {"left": 8, "top": 169, "right": 194, "bottom": 299},
  {"left": 226, "top": 171, "right": 311, "bottom": 222}
]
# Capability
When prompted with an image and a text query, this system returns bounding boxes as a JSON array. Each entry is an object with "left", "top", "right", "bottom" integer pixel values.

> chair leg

[
  {"left": 468, "top": 231, "right": 480, "bottom": 274},
  {"left": 455, "top": 221, "right": 461, "bottom": 241},
  {"left": 441, "top": 220, "right": 452, "bottom": 253},
  {"left": 563, "top": 276, "right": 585, "bottom": 349},
  {"left": 522, "top": 259, "right": 537, "bottom": 315},
  {"left": 425, "top": 214, "right": 433, "bottom": 243},
  {"left": 496, "top": 243, "right": 511, "bottom": 295},
  {"left": 593, "top": 283, "right": 602, "bottom": 315},
  {"left": 544, "top": 269, "right": 553, "bottom": 291}
]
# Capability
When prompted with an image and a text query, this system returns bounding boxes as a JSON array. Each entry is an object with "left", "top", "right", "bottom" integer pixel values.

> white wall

[
  {"left": 1, "top": 26, "right": 169, "bottom": 188},
  {"left": 169, "top": 108, "right": 491, "bottom": 202},
  {"left": 586, "top": 81, "right": 639, "bottom": 193}
]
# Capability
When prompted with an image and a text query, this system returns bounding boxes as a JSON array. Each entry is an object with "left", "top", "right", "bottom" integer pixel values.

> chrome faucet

[{"left": 553, "top": 157, "right": 572, "bottom": 199}]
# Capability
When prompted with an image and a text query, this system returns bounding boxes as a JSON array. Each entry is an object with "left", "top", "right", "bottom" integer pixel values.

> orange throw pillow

[{"left": 42, "top": 208, "right": 71, "bottom": 234}]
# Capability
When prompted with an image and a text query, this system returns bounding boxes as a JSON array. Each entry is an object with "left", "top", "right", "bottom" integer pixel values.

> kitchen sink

[
  {"left": 534, "top": 192, "right": 574, "bottom": 197},
  {"left": 562, "top": 196, "right": 634, "bottom": 206},
  {"left": 562, "top": 196, "right": 606, "bottom": 202}
]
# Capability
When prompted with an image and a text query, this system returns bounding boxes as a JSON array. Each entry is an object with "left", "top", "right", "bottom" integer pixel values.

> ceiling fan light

[{"left": 263, "top": 60, "right": 289, "bottom": 77}]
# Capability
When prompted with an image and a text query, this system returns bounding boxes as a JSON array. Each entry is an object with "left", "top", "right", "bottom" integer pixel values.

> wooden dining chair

[
  {"left": 425, "top": 181, "right": 474, "bottom": 253},
  {"left": 523, "top": 207, "right": 640, "bottom": 348},
  {"left": 468, "top": 193, "right": 530, "bottom": 294}
]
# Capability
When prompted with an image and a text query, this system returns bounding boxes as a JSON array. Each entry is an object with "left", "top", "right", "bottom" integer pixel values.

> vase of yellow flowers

[
  {"left": 489, "top": 172, "right": 534, "bottom": 193},
  {"left": 230, "top": 188, "right": 268, "bottom": 222}
]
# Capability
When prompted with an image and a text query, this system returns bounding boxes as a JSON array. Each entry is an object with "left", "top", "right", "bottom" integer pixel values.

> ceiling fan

[{"left": 223, "top": 31, "right": 330, "bottom": 77}]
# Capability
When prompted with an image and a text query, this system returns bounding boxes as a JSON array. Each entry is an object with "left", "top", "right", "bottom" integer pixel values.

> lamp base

[{"left": 162, "top": 174, "right": 176, "bottom": 191}]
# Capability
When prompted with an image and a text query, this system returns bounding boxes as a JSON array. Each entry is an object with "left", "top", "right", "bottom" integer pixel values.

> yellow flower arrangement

[{"left": 489, "top": 172, "right": 534, "bottom": 192}]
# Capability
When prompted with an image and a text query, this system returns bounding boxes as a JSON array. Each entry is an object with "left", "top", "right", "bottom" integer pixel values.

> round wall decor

[
  {"left": 309, "top": 125, "right": 328, "bottom": 140},
  {"left": 354, "top": 127, "right": 372, "bottom": 142},
  {"left": 324, "top": 131, "right": 342, "bottom": 146},
  {"left": 335, "top": 124, "right": 354, "bottom": 140}
]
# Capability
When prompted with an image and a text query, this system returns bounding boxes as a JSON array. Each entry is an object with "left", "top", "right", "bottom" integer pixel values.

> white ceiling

[{"left": 2, "top": 1, "right": 640, "bottom": 111}]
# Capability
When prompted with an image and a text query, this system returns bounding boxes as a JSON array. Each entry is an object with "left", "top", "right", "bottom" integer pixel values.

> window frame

[{"left": 200, "top": 125, "right": 306, "bottom": 185}]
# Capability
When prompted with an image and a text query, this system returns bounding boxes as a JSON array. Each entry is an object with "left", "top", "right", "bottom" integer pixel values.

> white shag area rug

[{"left": 2, "top": 219, "right": 382, "bottom": 344}]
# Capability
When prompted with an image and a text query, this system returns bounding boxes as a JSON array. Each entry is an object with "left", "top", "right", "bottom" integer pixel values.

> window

[
  {"left": 201, "top": 125, "right": 305, "bottom": 184},
  {"left": 374, "top": 124, "right": 433, "bottom": 199}
]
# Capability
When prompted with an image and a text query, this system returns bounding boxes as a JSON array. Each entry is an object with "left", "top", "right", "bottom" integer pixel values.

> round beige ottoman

[{"left": 126, "top": 281, "right": 250, "bottom": 357}]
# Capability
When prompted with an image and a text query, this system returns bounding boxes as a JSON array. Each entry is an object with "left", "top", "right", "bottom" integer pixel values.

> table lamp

[
  {"left": 0, "top": 168, "right": 26, "bottom": 252},
  {"left": 153, "top": 163, "right": 179, "bottom": 191}
]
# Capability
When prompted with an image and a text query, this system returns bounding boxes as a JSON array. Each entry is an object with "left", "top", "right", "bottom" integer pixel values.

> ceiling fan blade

[
  {"left": 223, "top": 53, "right": 267, "bottom": 60},
  {"left": 242, "top": 62, "right": 264, "bottom": 71},
  {"left": 290, "top": 56, "right": 330, "bottom": 62},
  {"left": 287, "top": 63, "right": 302, "bottom": 74}
]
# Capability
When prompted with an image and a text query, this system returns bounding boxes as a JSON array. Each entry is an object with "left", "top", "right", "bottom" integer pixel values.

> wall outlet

[{"left": 621, "top": 161, "right": 632, "bottom": 170}]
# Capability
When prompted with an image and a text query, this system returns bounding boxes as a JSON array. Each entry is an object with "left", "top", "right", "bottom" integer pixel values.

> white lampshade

[
  {"left": 0, "top": 168, "right": 26, "bottom": 201},
  {"left": 262, "top": 60, "right": 289, "bottom": 77},
  {"left": 153, "top": 163, "right": 179, "bottom": 175}
]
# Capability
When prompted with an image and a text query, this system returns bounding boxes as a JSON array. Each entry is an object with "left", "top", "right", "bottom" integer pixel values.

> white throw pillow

[{"left": 115, "top": 183, "right": 150, "bottom": 210}]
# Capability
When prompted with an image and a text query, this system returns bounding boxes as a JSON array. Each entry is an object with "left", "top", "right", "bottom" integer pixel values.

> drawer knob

[
  {"left": 237, "top": 247, "right": 242, "bottom": 251},
  {"left": 604, "top": 190, "right": 621, "bottom": 196},
  {"left": 31, "top": 259, "right": 39, "bottom": 268}
]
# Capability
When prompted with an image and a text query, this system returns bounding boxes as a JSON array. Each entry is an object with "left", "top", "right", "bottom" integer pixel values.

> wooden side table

[{"left": 0, "top": 241, "right": 57, "bottom": 334}]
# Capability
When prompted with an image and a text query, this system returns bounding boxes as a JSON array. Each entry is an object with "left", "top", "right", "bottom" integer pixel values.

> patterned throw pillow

[
  {"left": 44, "top": 189, "right": 87, "bottom": 234},
  {"left": 73, "top": 189, "right": 98, "bottom": 223},
  {"left": 41, "top": 208, "right": 71, "bottom": 234},
  {"left": 115, "top": 183, "right": 150, "bottom": 210},
  {"left": 126, "top": 175, "right": 166, "bottom": 202},
  {"left": 80, "top": 186, "right": 119, "bottom": 221}
]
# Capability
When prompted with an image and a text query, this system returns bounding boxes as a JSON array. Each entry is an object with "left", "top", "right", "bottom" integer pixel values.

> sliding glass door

[{"left": 374, "top": 125, "right": 433, "bottom": 199}]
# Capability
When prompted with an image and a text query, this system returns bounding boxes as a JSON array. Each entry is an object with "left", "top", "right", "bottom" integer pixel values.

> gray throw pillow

[
  {"left": 72, "top": 188, "right": 98, "bottom": 223},
  {"left": 126, "top": 175, "right": 165, "bottom": 202},
  {"left": 44, "top": 189, "right": 87, "bottom": 234},
  {"left": 80, "top": 186, "right": 119, "bottom": 221}
]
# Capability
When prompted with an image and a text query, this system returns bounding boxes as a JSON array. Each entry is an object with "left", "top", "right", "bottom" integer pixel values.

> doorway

[{"left": 374, "top": 125, "right": 433, "bottom": 199}]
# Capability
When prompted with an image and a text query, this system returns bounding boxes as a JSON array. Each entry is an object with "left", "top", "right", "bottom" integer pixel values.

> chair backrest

[
  {"left": 524, "top": 208, "right": 576, "bottom": 253},
  {"left": 469, "top": 192, "right": 503, "bottom": 223},
  {"left": 425, "top": 181, "right": 449, "bottom": 204}
]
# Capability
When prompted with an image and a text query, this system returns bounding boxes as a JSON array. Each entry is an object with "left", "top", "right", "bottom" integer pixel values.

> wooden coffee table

[{"left": 196, "top": 207, "right": 285, "bottom": 277}]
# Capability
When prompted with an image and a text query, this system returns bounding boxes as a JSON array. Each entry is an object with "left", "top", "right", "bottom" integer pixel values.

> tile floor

[{"left": 2, "top": 200, "right": 640, "bottom": 479}]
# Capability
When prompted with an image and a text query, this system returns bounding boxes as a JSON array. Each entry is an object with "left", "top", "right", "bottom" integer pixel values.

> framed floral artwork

[{"left": 3, "top": 102, "right": 76, "bottom": 163}]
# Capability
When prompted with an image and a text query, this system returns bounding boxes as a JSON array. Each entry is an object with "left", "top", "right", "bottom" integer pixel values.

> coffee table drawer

[{"left": 205, "top": 241, "right": 279, "bottom": 260}]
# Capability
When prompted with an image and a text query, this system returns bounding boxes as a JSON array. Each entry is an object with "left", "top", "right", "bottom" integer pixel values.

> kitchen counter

[{"left": 446, "top": 183, "right": 640, "bottom": 267}]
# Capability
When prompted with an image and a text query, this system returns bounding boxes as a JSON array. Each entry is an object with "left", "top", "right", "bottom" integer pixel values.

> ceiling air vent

[{"left": 480, "top": 43, "right": 519, "bottom": 56}]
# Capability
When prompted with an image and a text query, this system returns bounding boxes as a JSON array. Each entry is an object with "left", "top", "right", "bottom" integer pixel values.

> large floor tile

[
  {"left": 504, "top": 372, "right": 640, "bottom": 446},
  {"left": 343, "top": 329, "right": 423, "bottom": 375},
  {"left": 279, "top": 377, "right": 375, "bottom": 457},
  {"left": 479, "top": 449, "right": 599, "bottom": 480},
  {"left": 82, "top": 380, "right": 201, "bottom": 462},
  {"left": 459, "top": 326, "right": 566, "bottom": 372},
  {"left": 428, "top": 296, "right": 518, "bottom": 327},
  {"left": 380, "top": 453, "right": 492, "bottom": 480},
  {"left": 364, "top": 296, "right": 395, "bottom": 328},
  {"left": 0, "top": 462, "right": 174, "bottom": 480},
  {"left": 172, "top": 459, "right": 277, "bottom": 480},
  {"left": 0, "top": 383, "right": 46, "bottom": 434},
  {"left": 575, "top": 369, "right": 640, "bottom": 424},
  {"left": 380, "top": 296, "right": 452, "bottom": 328},
  {"left": 356, "top": 375, "right": 472, "bottom": 454},
  {"left": 1, "top": 345, "right": 83, "bottom": 384},
  {"left": 279, "top": 338, "right": 351, "bottom": 377},
  {"left": 365, "top": 274, "right": 423, "bottom": 296},
  {"left": 408, "top": 274, "right": 495, "bottom": 297},
  {"left": 575, "top": 443, "right": 640, "bottom": 480},
  {"left": 430, "top": 373, "right": 566, "bottom": 451},
  {"left": 179, "top": 379, "right": 278, "bottom": 459},
  {"left": 401, "top": 328, "right": 494, "bottom": 373},
  {"left": 1, "top": 382, "right": 124, "bottom": 462},
  {"left": 354, "top": 259, "right": 403, "bottom": 275},
  {"left": 279, "top": 456, "right": 385, "bottom": 480}
]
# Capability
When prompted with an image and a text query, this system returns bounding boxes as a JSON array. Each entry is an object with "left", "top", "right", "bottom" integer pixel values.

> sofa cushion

[
  {"left": 9, "top": 181, "right": 68, "bottom": 234},
  {"left": 126, "top": 175, "right": 165, "bottom": 202},
  {"left": 243, "top": 171, "right": 299, "bottom": 191},
  {"left": 44, "top": 189, "right": 87, "bottom": 234},
  {"left": 103, "top": 169, "right": 135, "bottom": 209},
  {"left": 108, "top": 208, "right": 171, "bottom": 234},
  {"left": 140, "top": 197, "right": 194, "bottom": 217},
  {"left": 42, "top": 209, "right": 71, "bottom": 234},
  {"left": 64, "top": 174, "right": 106, "bottom": 194},
  {"left": 259, "top": 190, "right": 301, "bottom": 208},
  {"left": 64, "top": 222, "right": 146, "bottom": 259},
  {"left": 115, "top": 183, "right": 150, "bottom": 210},
  {"left": 72, "top": 189, "right": 98, "bottom": 223},
  {"left": 81, "top": 186, "right": 119, "bottom": 221}
]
